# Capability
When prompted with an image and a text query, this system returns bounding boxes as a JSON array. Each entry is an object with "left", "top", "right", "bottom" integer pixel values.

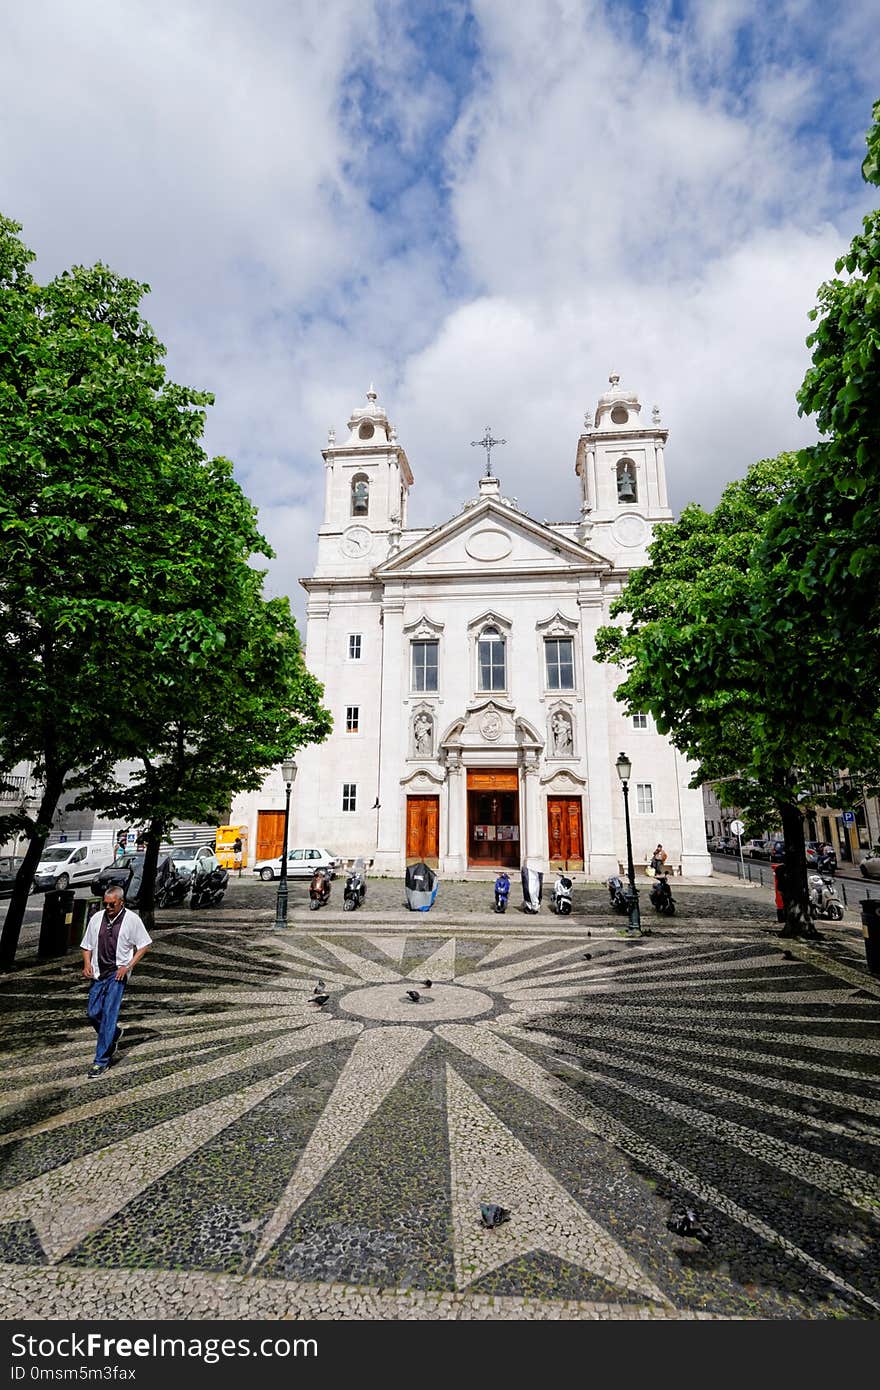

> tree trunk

[
  {"left": 778, "top": 800, "right": 817, "bottom": 939},
  {"left": 138, "top": 818, "right": 165, "bottom": 932},
  {"left": 0, "top": 772, "right": 66, "bottom": 971}
]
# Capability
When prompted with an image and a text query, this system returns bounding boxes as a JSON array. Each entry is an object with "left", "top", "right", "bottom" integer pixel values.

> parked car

[
  {"left": 90, "top": 852, "right": 188, "bottom": 907},
  {"left": 768, "top": 839, "right": 786, "bottom": 861},
  {"left": 32, "top": 841, "right": 110, "bottom": 893},
  {"left": 743, "top": 839, "right": 770, "bottom": 859},
  {"left": 716, "top": 836, "right": 736, "bottom": 855},
  {"left": 0, "top": 856, "right": 22, "bottom": 898},
  {"left": 251, "top": 847, "right": 340, "bottom": 881},
  {"left": 165, "top": 844, "right": 219, "bottom": 878},
  {"left": 858, "top": 854, "right": 880, "bottom": 880}
]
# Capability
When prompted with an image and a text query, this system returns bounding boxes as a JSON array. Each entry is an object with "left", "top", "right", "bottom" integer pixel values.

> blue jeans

[{"left": 87, "top": 976, "right": 126, "bottom": 1067}]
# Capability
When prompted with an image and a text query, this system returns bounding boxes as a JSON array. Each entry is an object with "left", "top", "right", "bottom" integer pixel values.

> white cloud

[{"left": 2, "top": 0, "right": 877, "bottom": 635}]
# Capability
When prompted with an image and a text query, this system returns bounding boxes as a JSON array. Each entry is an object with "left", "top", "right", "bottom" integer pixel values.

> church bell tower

[
  {"left": 574, "top": 374, "right": 673, "bottom": 564},
  {"left": 315, "top": 386, "right": 413, "bottom": 576}
]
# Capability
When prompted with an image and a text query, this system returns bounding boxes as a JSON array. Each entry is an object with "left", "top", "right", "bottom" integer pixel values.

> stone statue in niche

[
  {"left": 617, "top": 460, "right": 637, "bottom": 503},
  {"left": 551, "top": 712, "right": 573, "bottom": 755},
  {"left": 413, "top": 712, "right": 433, "bottom": 756}
]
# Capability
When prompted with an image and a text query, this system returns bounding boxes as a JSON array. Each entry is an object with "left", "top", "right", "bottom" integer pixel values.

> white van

[{"left": 32, "top": 842, "right": 111, "bottom": 893}]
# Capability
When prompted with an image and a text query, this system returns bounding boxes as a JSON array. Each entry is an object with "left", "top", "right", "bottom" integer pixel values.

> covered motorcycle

[
  {"left": 343, "top": 857, "right": 367, "bottom": 911},
  {"left": 309, "top": 866, "right": 332, "bottom": 910},
  {"left": 190, "top": 856, "right": 229, "bottom": 909},
  {"left": 521, "top": 864, "right": 543, "bottom": 914},
  {"left": 494, "top": 871, "right": 511, "bottom": 913},
  {"left": 405, "top": 861, "right": 438, "bottom": 912}
]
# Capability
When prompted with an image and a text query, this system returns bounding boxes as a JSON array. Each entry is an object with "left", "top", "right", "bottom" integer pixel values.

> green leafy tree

[
  {"left": 73, "top": 589, "right": 331, "bottom": 926},
  {"left": 0, "top": 216, "right": 329, "bottom": 963},
  {"left": 595, "top": 454, "right": 879, "bottom": 938},
  {"left": 760, "top": 101, "right": 880, "bottom": 686}
]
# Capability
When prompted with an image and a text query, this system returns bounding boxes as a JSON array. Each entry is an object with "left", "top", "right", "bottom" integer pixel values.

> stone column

[
  {"left": 323, "top": 458, "right": 334, "bottom": 522},
  {"left": 444, "top": 754, "right": 467, "bottom": 875},
  {"left": 520, "top": 757, "right": 543, "bottom": 866},
  {"left": 376, "top": 596, "right": 405, "bottom": 873},
  {"left": 655, "top": 441, "right": 669, "bottom": 508},
  {"left": 579, "top": 594, "right": 619, "bottom": 876}
]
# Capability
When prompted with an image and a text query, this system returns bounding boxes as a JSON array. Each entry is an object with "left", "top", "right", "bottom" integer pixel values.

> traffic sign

[
  {"left": 842, "top": 810, "right": 856, "bottom": 825},
  {"left": 126, "top": 830, "right": 137, "bottom": 846},
  {"left": 729, "top": 819, "right": 745, "bottom": 836}
]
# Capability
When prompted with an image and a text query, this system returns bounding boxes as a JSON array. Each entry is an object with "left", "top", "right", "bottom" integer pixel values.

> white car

[
  {"left": 252, "top": 847, "right": 340, "bottom": 881},
  {"left": 165, "top": 844, "right": 219, "bottom": 877},
  {"left": 33, "top": 842, "right": 110, "bottom": 893}
]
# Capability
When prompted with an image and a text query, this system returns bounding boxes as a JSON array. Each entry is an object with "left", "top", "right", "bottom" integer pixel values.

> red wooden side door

[
  {"left": 406, "top": 796, "right": 439, "bottom": 865},
  {"left": 256, "top": 810, "right": 286, "bottom": 862},
  {"left": 547, "top": 797, "right": 584, "bottom": 869}
]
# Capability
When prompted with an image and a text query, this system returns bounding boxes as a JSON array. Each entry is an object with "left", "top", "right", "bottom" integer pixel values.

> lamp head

[
  {"left": 281, "top": 757, "right": 298, "bottom": 785},
  {"left": 616, "top": 751, "right": 632, "bottom": 783}
]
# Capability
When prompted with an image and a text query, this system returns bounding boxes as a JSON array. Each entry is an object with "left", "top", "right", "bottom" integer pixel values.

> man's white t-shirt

[{"left": 80, "top": 909, "right": 152, "bottom": 979}]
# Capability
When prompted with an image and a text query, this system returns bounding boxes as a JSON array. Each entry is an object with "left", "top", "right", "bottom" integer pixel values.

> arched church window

[
  {"left": 351, "top": 474, "right": 370, "bottom": 517},
  {"left": 616, "top": 458, "right": 637, "bottom": 504}
]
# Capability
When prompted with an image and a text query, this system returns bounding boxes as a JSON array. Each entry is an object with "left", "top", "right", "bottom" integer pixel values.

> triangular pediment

[{"left": 373, "top": 499, "right": 610, "bottom": 577}]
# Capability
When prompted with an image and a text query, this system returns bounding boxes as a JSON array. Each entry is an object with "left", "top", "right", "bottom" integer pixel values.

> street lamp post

[
  {"left": 273, "top": 756, "right": 298, "bottom": 929},
  {"left": 616, "top": 751, "right": 641, "bottom": 933}
]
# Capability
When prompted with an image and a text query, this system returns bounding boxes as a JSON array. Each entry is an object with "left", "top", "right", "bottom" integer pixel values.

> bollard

[
  {"left": 860, "top": 899, "right": 880, "bottom": 976},
  {"left": 67, "top": 897, "right": 89, "bottom": 947}
]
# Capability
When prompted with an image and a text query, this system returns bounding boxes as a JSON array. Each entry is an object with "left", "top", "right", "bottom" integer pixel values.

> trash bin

[
  {"left": 38, "top": 888, "right": 76, "bottom": 958},
  {"left": 67, "top": 897, "right": 89, "bottom": 947},
  {"left": 860, "top": 899, "right": 880, "bottom": 976}
]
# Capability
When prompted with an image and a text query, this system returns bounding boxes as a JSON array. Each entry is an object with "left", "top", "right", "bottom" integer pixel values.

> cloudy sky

[{"left": 3, "top": 0, "right": 877, "bottom": 624}]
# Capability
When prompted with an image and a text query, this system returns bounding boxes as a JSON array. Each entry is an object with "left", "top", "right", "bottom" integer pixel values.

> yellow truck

[{"left": 215, "top": 825, "right": 248, "bottom": 872}]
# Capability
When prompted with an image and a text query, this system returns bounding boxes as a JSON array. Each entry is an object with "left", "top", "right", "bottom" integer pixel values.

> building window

[
  {"left": 348, "top": 634, "right": 362, "bottom": 660},
  {"left": 636, "top": 783, "right": 654, "bottom": 814},
  {"left": 411, "top": 640, "right": 438, "bottom": 692},
  {"left": 478, "top": 626, "right": 506, "bottom": 691},
  {"left": 545, "top": 638, "right": 574, "bottom": 690},
  {"left": 632, "top": 712, "right": 648, "bottom": 729},
  {"left": 342, "top": 783, "right": 357, "bottom": 812},
  {"left": 346, "top": 706, "right": 359, "bottom": 733},
  {"left": 351, "top": 473, "right": 369, "bottom": 517}
]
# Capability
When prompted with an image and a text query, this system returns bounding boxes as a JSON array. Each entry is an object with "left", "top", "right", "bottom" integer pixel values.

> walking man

[{"left": 80, "top": 885, "right": 152, "bottom": 1078}]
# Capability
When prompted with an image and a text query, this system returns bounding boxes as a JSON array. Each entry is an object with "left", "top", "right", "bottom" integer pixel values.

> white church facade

[{"left": 232, "top": 377, "right": 712, "bottom": 879}]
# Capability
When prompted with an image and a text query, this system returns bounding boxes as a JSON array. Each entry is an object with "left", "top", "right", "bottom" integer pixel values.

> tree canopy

[
  {"left": 595, "top": 453, "right": 880, "bottom": 937},
  {"left": 0, "top": 215, "right": 329, "bottom": 964}
]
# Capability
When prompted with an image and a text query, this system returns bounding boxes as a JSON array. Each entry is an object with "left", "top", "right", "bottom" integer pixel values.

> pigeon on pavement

[
  {"left": 406, "top": 989, "right": 421, "bottom": 1003},
  {"left": 422, "top": 979, "right": 432, "bottom": 989},
  {"left": 480, "top": 1203, "right": 511, "bottom": 1228},
  {"left": 667, "top": 1208, "right": 710, "bottom": 1242},
  {"left": 311, "top": 993, "right": 330, "bottom": 1006}
]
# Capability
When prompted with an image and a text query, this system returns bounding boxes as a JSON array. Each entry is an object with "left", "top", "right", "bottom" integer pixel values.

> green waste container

[
  {"left": 67, "top": 897, "right": 89, "bottom": 947},
  {"left": 38, "top": 889, "right": 76, "bottom": 958},
  {"left": 860, "top": 899, "right": 880, "bottom": 976}
]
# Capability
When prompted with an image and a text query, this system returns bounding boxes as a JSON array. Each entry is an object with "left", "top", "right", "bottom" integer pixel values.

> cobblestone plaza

[{"left": 1, "top": 879, "right": 878, "bottom": 1321}]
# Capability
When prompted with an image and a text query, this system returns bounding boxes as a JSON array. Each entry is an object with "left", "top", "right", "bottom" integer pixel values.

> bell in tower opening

[
  {"left": 351, "top": 474, "right": 370, "bottom": 516},
  {"left": 616, "top": 458, "right": 638, "bottom": 503}
]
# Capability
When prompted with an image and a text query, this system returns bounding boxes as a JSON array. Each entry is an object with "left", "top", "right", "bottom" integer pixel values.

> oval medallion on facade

[{"left": 465, "top": 528, "right": 512, "bottom": 562}]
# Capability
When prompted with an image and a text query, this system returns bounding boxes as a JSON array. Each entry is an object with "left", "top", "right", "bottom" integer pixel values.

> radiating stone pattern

[{"left": 0, "top": 917, "right": 878, "bottom": 1321}]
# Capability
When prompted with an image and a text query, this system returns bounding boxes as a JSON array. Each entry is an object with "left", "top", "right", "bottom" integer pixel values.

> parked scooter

[
  {"left": 816, "top": 848, "right": 837, "bottom": 876},
  {"left": 648, "top": 867, "right": 676, "bottom": 916},
  {"left": 551, "top": 872, "right": 573, "bottom": 915},
  {"left": 521, "top": 864, "right": 543, "bottom": 914},
  {"left": 607, "top": 875, "right": 629, "bottom": 914},
  {"left": 189, "top": 858, "right": 229, "bottom": 909},
  {"left": 493, "top": 871, "right": 511, "bottom": 913},
  {"left": 309, "top": 866, "right": 332, "bottom": 910},
  {"left": 155, "top": 858, "right": 190, "bottom": 909},
  {"left": 808, "top": 873, "right": 844, "bottom": 921},
  {"left": 343, "top": 857, "right": 367, "bottom": 912}
]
